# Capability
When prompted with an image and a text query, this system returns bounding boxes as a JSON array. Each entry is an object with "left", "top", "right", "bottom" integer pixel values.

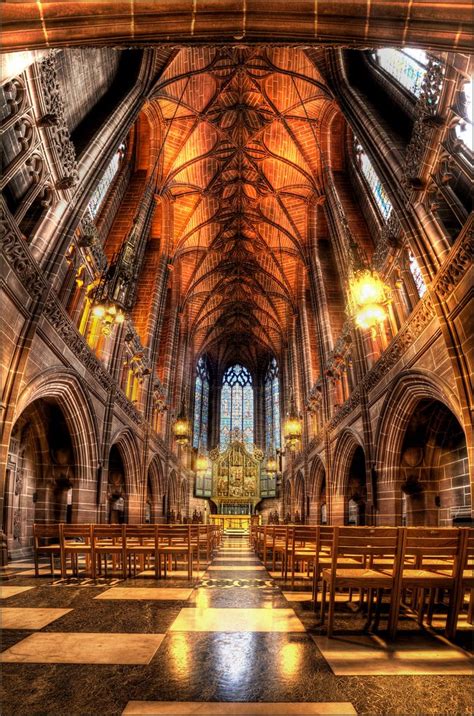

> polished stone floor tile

[
  {"left": 208, "top": 566, "right": 266, "bottom": 571},
  {"left": 1, "top": 607, "right": 72, "bottom": 629},
  {"left": 313, "top": 633, "right": 474, "bottom": 675},
  {"left": 95, "top": 587, "right": 193, "bottom": 601},
  {"left": 215, "top": 557, "right": 260, "bottom": 562},
  {"left": 138, "top": 570, "right": 206, "bottom": 579},
  {"left": 122, "top": 701, "right": 357, "bottom": 714},
  {"left": 192, "top": 589, "right": 290, "bottom": 609},
  {"left": 170, "top": 607, "right": 305, "bottom": 632},
  {"left": 0, "top": 586, "right": 34, "bottom": 599},
  {"left": 0, "top": 632, "right": 165, "bottom": 664}
]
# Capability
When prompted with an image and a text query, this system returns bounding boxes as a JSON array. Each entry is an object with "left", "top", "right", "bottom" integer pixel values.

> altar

[
  {"left": 208, "top": 514, "right": 253, "bottom": 532},
  {"left": 208, "top": 438, "right": 263, "bottom": 533}
]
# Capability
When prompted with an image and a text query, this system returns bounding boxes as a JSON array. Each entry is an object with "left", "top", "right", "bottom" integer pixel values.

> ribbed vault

[{"left": 148, "top": 47, "right": 338, "bottom": 369}]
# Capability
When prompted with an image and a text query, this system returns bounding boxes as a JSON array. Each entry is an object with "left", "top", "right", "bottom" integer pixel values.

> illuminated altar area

[{"left": 206, "top": 438, "right": 265, "bottom": 533}]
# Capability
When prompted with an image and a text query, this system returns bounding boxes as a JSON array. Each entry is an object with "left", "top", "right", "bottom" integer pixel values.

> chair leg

[
  {"left": 372, "top": 589, "right": 384, "bottom": 632},
  {"left": 320, "top": 580, "right": 327, "bottom": 625},
  {"left": 467, "top": 588, "right": 474, "bottom": 625},
  {"left": 60, "top": 550, "right": 67, "bottom": 579},
  {"left": 365, "top": 588, "right": 374, "bottom": 630},
  {"left": 426, "top": 588, "right": 437, "bottom": 627},
  {"left": 327, "top": 582, "right": 336, "bottom": 638},
  {"left": 34, "top": 552, "right": 39, "bottom": 577},
  {"left": 417, "top": 589, "right": 426, "bottom": 627}
]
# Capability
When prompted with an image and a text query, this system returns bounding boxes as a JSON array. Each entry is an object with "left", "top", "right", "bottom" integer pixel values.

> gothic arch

[
  {"left": 375, "top": 369, "right": 464, "bottom": 486},
  {"left": 374, "top": 369, "right": 470, "bottom": 525},
  {"left": 167, "top": 469, "right": 180, "bottom": 518},
  {"left": 307, "top": 455, "right": 326, "bottom": 523},
  {"left": 12, "top": 368, "right": 100, "bottom": 486},
  {"left": 293, "top": 470, "right": 306, "bottom": 522},
  {"left": 146, "top": 454, "right": 165, "bottom": 522},
  {"left": 332, "top": 428, "right": 365, "bottom": 494},
  {"left": 109, "top": 427, "right": 142, "bottom": 495}
]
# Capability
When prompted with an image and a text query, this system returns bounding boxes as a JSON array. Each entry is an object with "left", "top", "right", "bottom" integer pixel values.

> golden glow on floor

[{"left": 170, "top": 608, "right": 305, "bottom": 633}]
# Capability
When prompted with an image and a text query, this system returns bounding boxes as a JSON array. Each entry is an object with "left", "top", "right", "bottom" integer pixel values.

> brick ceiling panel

[{"left": 142, "top": 47, "right": 343, "bottom": 367}]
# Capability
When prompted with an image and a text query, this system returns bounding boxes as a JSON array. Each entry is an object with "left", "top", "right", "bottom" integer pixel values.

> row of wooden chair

[
  {"left": 33, "top": 523, "right": 222, "bottom": 580},
  {"left": 251, "top": 524, "right": 473, "bottom": 640}
]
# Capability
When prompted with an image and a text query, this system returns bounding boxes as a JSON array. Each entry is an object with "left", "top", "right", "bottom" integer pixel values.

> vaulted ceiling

[{"left": 147, "top": 47, "right": 342, "bottom": 369}]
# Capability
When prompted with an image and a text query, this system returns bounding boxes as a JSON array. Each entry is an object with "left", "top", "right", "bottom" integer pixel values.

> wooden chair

[
  {"left": 263, "top": 525, "right": 288, "bottom": 572},
  {"left": 92, "top": 524, "right": 126, "bottom": 578},
  {"left": 445, "top": 528, "right": 472, "bottom": 638},
  {"left": 124, "top": 525, "right": 159, "bottom": 578},
  {"left": 390, "top": 526, "right": 464, "bottom": 640},
  {"left": 311, "top": 526, "right": 362, "bottom": 609},
  {"left": 60, "top": 523, "right": 94, "bottom": 579},
  {"left": 33, "top": 523, "right": 61, "bottom": 576},
  {"left": 285, "top": 525, "right": 317, "bottom": 588},
  {"left": 321, "top": 526, "right": 405, "bottom": 638},
  {"left": 157, "top": 525, "right": 194, "bottom": 579}
]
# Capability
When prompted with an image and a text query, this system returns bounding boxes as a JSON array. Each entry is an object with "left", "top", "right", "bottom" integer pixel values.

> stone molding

[
  {"left": 38, "top": 51, "right": 79, "bottom": 189},
  {"left": 403, "top": 56, "right": 445, "bottom": 189},
  {"left": 433, "top": 220, "right": 474, "bottom": 299},
  {"left": 0, "top": 202, "right": 46, "bottom": 301}
]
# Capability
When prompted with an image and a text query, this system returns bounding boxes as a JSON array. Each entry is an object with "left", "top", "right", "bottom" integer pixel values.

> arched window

[
  {"left": 409, "top": 251, "right": 427, "bottom": 298},
  {"left": 193, "top": 357, "right": 210, "bottom": 450},
  {"left": 87, "top": 142, "right": 126, "bottom": 218},
  {"left": 220, "top": 364, "right": 254, "bottom": 448},
  {"left": 264, "top": 357, "right": 281, "bottom": 450},
  {"left": 455, "top": 78, "right": 473, "bottom": 152},
  {"left": 354, "top": 138, "right": 393, "bottom": 220},
  {"left": 372, "top": 48, "right": 428, "bottom": 97}
]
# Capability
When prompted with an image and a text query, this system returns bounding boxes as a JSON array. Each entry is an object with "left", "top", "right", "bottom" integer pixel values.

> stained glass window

[
  {"left": 264, "top": 357, "right": 281, "bottom": 451},
  {"left": 87, "top": 142, "right": 126, "bottom": 219},
  {"left": 220, "top": 364, "right": 254, "bottom": 449},
  {"left": 354, "top": 138, "right": 393, "bottom": 220},
  {"left": 372, "top": 48, "right": 428, "bottom": 97},
  {"left": 192, "top": 357, "right": 210, "bottom": 449},
  {"left": 409, "top": 251, "right": 427, "bottom": 298},
  {"left": 455, "top": 78, "right": 473, "bottom": 152}
]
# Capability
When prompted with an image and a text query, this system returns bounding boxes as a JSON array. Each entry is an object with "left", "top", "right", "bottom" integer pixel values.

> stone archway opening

[
  {"left": 107, "top": 445, "right": 127, "bottom": 524},
  {"left": 294, "top": 472, "right": 305, "bottom": 523},
  {"left": 399, "top": 399, "right": 470, "bottom": 527},
  {"left": 346, "top": 445, "right": 367, "bottom": 526},
  {"left": 5, "top": 399, "right": 76, "bottom": 557}
]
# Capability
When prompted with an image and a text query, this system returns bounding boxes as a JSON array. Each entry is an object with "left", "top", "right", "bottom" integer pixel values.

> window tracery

[
  {"left": 220, "top": 364, "right": 254, "bottom": 449},
  {"left": 455, "top": 78, "right": 473, "bottom": 152},
  {"left": 408, "top": 251, "right": 427, "bottom": 298},
  {"left": 264, "top": 357, "right": 281, "bottom": 451},
  {"left": 372, "top": 48, "right": 428, "bottom": 97},
  {"left": 354, "top": 138, "right": 393, "bottom": 220},
  {"left": 193, "top": 357, "right": 210, "bottom": 450},
  {"left": 87, "top": 142, "right": 126, "bottom": 219}
]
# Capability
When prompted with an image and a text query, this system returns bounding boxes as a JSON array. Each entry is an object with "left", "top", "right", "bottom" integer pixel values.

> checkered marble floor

[{"left": 1, "top": 536, "right": 473, "bottom": 715}]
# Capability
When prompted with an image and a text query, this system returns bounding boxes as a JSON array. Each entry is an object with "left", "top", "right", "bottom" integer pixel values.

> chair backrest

[
  {"left": 92, "top": 524, "right": 124, "bottom": 547},
  {"left": 292, "top": 525, "right": 317, "bottom": 545},
  {"left": 404, "top": 527, "right": 462, "bottom": 572},
  {"left": 158, "top": 525, "right": 191, "bottom": 543},
  {"left": 60, "top": 523, "right": 92, "bottom": 544},
  {"left": 461, "top": 527, "right": 474, "bottom": 572},
  {"left": 332, "top": 526, "right": 402, "bottom": 562},
  {"left": 317, "top": 525, "right": 335, "bottom": 551},
  {"left": 33, "top": 524, "right": 60, "bottom": 543},
  {"left": 125, "top": 524, "right": 156, "bottom": 541}
]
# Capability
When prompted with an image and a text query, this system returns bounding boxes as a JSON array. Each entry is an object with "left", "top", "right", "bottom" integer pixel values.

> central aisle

[{"left": 124, "top": 535, "right": 356, "bottom": 714}]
